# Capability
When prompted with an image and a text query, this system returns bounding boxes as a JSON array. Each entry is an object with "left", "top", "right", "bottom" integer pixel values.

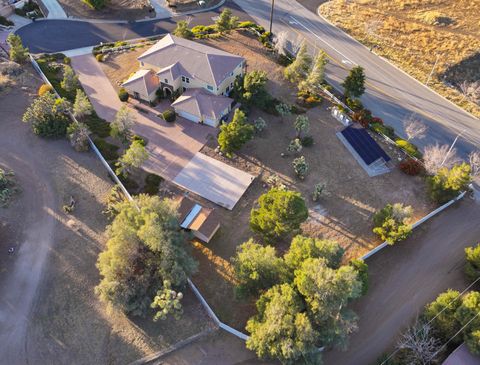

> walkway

[
  {"left": 39, "top": 0, "right": 67, "bottom": 19},
  {"left": 324, "top": 198, "right": 480, "bottom": 364}
]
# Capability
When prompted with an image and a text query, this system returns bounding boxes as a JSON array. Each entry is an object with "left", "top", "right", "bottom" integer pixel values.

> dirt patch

[
  {"left": 319, "top": 0, "right": 480, "bottom": 117},
  {"left": 54, "top": 0, "right": 154, "bottom": 20},
  {"left": 0, "top": 65, "right": 213, "bottom": 364}
]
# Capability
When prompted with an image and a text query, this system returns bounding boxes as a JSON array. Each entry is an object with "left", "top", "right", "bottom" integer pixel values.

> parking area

[{"left": 173, "top": 152, "right": 255, "bottom": 210}]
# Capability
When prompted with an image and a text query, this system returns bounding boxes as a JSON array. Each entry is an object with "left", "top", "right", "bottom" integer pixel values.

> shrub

[
  {"left": 93, "top": 138, "right": 119, "bottom": 161},
  {"left": 292, "top": 156, "right": 309, "bottom": 180},
  {"left": 191, "top": 25, "right": 217, "bottom": 38},
  {"left": 351, "top": 109, "right": 372, "bottom": 128},
  {"left": 304, "top": 95, "right": 322, "bottom": 107},
  {"left": 132, "top": 134, "right": 147, "bottom": 146},
  {"left": 38, "top": 84, "right": 53, "bottom": 96},
  {"left": 399, "top": 158, "right": 423, "bottom": 176},
  {"left": 346, "top": 97, "right": 363, "bottom": 111},
  {"left": 371, "top": 116, "right": 383, "bottom": 125},
  {"left": 277, "top": 53, "right": 294, "bottom": 66},
  {"left": 0, "top": 16, "right": 14, "bottom": 27},
  {"left": 254, "top": 117, "right": 266, "bottom": 133},
  {"left": 67, "top": 122, "right": 91, "bottom": 152},
  {"left": 63, "top": 57, "right": 71, "bottom": 65},
  {"left": 258, "top": 32, "right": 272, "bottom": 47},
  {"left": 301, "top": 136, "right": 314, "bottom": 147},
  {"left": 396, "top": 139, "right": 422, "bottom": 158},
  {"left": 373, "top": 203, "right": 413, "bottom": 244},
  {"left": 142, "top": 173, "right": 163, "bottom": 195},
  {"left": 162, "top": 109, "right": 176, "bottom": 123},
  {"left": 350, "top": 259, "right": 369, "bottom": 295},
  {"left": 173, "top": 20, "right": 194, "bottom": 39},
  {"left": 118, "top": 88, "right": 129, "bottom": 102},
  {"left": 312, "top": 182, "right": 326, "bottom": 202},
  {"left": 82, "top": 0, "right": 105, "bottom": 9},
  {"left": 95, "top": 53, "right": 104, "bottom": 62},
  {"left": 370, "top": 122, "right": 395, "bottom": 139},
  {"left": 465, "top": 243, "right": 480, "bottom": 281},
  {"left": 427, "top": 163, "right": 472, "bottom": 204}
]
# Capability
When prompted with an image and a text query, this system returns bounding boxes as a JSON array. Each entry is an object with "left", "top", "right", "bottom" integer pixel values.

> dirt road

[{"left": 324, "top": 198, "right": 480, "bottom": 365}]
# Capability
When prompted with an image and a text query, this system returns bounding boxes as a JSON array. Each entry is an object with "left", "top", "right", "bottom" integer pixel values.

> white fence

[
  {"left": 361, "top": 191, "right": 466, "bottom": 261},
  {"left": 30, "top": 54, "right": 250, "bottom": 343}
]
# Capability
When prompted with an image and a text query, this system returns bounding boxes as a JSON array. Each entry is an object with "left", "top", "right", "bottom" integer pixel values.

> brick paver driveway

[{"left": 71, "top": 54, "right": 211, "bottom": 180}]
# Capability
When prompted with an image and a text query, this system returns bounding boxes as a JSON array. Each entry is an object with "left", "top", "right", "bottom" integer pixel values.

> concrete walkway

[
  {"left": 39, "top": 0, "right": 67, "bottom": 19},
  {"left": 324, "top": 198, "right": 480, "bottom": 365}
]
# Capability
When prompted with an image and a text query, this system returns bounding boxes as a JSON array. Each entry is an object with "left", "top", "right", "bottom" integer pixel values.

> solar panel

[{"left": 341, "top": 126, "right": 391, "bottom": 165}]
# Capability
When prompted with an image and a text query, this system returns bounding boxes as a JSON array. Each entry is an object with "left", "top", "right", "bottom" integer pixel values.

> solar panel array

[{"left": 341, "top": 126, "right": 391, "bottom": 165}]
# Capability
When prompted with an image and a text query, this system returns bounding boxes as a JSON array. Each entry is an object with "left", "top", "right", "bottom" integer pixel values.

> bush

[
  {"left": 427, "top": 163, "right": 471, "bottom": 204},
  {"left": 63, "top": 57, "right": 71, "bottom": 65},
  {"left": 258, "top": 32, "right": 272, "bottom": 47},
  {"left": 373, "top": 203, "right": 413, "bottom": 244},
  {"left": 38, "top": 84, "right": 53, "bottom": 96},
  {"left": 277, "top": 53, "right": 294, "bottom": 66},
  {"left": 118, "top": 174, "right": 139, "bottom": 193},
  {"left": 346, "top": 97, "right": 363, "bottom": 111},
  {"left": 132, "top": 134, "right": 147, "bottom": 146},
  {"left": 95, "top": 54, "right": 104, "bottom": 62},
  {"left": 465, "top": 243, "right": 480, "bottom": 281},
  {"left": 191, "top": 25, "right": 217, "bottom": 38},
  {"left": 300, "top": 136, "right": 314, "bottom": 147},
  {"left": 399, "top": 158, "right": 423, "bottom": 176},
  {"left": 142, "top": 173, "right": 163, "bottom": 195},
  {"left": 0, "top": 16, "right": 14, "bottom": 27},
  {"left": 93, "top": 138, "right": 119, "bottom": 161},
  {"left": 370, "top": 122, "right": 395, "bottom": 139},
  {"left": 118, "top": 88, "right": 129, "bottom": 102},
  {"left": 33, "top": 113, "right": 71, "bottom": 138},
  {"left": 350, "top": 259, "right": 369, "bottom": 295},
  {"left": 82, "top": 0, "right": 105, "bottom": 9},
  {"left": 162, "top": 109, "right": 176, "bottom": 122},
  {"left": 351, "top": 109, "right": 372, "bottom": 128},
  {"left": 395, "top": 139, "right": 422, "bottom": 158}
]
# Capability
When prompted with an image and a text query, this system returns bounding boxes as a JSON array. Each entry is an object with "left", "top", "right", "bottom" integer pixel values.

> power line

[{"left": 379, "top": 275, "right": 480, "bottom": 365}]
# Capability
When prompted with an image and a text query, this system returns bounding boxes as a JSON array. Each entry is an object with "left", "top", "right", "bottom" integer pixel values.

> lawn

[{"left": 319, "top": 0, "right": 480, "bottom": 118}]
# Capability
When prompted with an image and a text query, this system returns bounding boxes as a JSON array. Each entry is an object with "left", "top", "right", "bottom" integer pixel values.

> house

[
  {"left": 122, "top": 33, "right": 245, "bottom": 127},
  {"left": 177, "top": 196, "right": 220, "bottom": 243}
]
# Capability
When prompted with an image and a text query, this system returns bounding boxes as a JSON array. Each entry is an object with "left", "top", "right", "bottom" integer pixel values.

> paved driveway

[
  {"left": 323, "top": 198, "right": 480, "bottom": 365},
  {"left": 71, "top": 54, "right": 211, "bottom": 180},
  {"left": 173, "top": 153, "right": 255, "bottom": 210}
]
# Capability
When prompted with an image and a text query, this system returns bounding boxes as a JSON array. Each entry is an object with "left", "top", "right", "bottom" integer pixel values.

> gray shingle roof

[
  {"left": 138, "top": 34, "right": 244, "bottom": 87},
  {"left": 171, "top": 88, "right": 233, "bottom": 121},
  {"left": 122, "top": 69, "right": 159, "bottom": 96}
]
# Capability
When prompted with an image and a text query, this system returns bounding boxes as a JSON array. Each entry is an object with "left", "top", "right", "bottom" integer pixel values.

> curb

[{"left": 316, "top": 2, "right": 479, "bottom": 122}]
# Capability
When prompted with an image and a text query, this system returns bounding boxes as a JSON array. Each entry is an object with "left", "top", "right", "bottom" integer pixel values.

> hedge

[
  {"left": 395, "top": 138, "right": 422, "bottom": 158},
  {"left": 162, "top": 109, "right": 176, "bottom": 122}
]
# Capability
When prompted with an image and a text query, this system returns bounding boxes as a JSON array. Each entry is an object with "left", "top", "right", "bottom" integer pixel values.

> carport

[{"left": 173, "top": 153, "right": 255, "bottom": 210}]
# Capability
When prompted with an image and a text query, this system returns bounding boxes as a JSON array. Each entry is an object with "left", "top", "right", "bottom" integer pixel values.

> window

[
  {"left": 164, "top": 78, "right": 168, "bottom": 83},
  {"left": 182, "top": 76, "right": 185, "bottom": 82},
  {"left": 207, "top": 85, "right": 213, "bottom": 91},
  {"left": 185, "top": 77, "right": 190, "bottom": 83},
  {"left": 226, "top": 85, "right": 230, "bottom": 92}
]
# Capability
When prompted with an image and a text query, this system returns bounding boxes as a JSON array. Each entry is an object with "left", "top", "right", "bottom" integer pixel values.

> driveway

[
  {"left": 323, "top": 198, "right": 480, "bottom": 365},
  {"left": 71, "top": 53, "right": 211, "bottom": 180},
  {"left": 173, "top": 153, "right": 255, "bottom": 210}
]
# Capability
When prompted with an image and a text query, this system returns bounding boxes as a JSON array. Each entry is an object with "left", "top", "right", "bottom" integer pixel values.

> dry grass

[
  {"left": 56, "top": 0, "right": 154, "bottom": 20},
  {"left": 182, "top": 31, "right": 434, "bottom": 330},
  {"left": 319, "top": 0, "right": 480, "bottom": 117}
]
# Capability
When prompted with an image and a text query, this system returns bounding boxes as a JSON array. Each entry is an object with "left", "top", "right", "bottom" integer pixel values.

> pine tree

[
  {"left": 300, "top": 50, "right": 328, "bottom": 94},
  {"left": 217, "top": 109, "right": 254, "bottom": 157},
  {"left": 284, "top": 40, "right": 312, "bottom": 84},
  {"left": 6, "top": 34, "right": 28, "bottom": 64},
  {"left": 73, "top": 89, "right": 93, "bottom": 119},
  {"left": 342, "top": 66, "right": 366, "bottom": 99},
  {"left": 61, "top": 65, "right": 79, "bottom": 92},
  {"left": 173, "top": 20, "right": 193, "bottom": 39}
]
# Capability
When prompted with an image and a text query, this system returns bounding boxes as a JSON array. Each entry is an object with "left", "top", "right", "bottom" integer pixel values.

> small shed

[{"left": 177, "top": 196, "right": 220, "bottom": 243}]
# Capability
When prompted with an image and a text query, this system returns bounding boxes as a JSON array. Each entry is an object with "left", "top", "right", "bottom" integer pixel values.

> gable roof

[
  {"left": 138, "top": 34, "right": 244, "bottom": 87},
  {"left": 156, "top": 62, "right": 183, "bottom": 82},
  {"left": 171, "top": 88, "right": 233, "bottom": 121},
  {"left": 122, "top": 69, "right": 159, "bottom": 96}
]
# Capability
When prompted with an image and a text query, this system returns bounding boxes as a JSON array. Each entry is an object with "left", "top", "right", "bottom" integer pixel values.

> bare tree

[
  {"left": 469, "top": 151, "right": 480, "bottom": 177},
  {"left": 459, "top": 81, "right": 480, "bottom": 103},
  {"left": 423, "top": 143, "right": 460, "bottom": 175},
  {"left": 274, "top": 31, "right": 289, "bottom": 56},
  {"left": 404, "top": 114, "right": 428, "bottom": 141},
  {"left": 397, "top": 320, "right": 441, "bottom": 365}
]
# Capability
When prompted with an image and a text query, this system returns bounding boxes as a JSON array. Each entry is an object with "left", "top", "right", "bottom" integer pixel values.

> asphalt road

[{"left": 324, "top": 198, "right": 480, "bottom": 365}]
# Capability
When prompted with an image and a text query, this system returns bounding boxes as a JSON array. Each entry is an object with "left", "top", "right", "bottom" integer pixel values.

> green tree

[
  {"left": 465, "top": 330, "right": 480, "bottom": 355},
  {"left": 73, "top": 89, "right": 93, "bottom": 119},
  {"left": 234, "top": 70, "right": 271, "bottom": 109},
  {"left": 284, "top": 235, "right": 344, "bottom": 271},
  {"left": 22, "top": 92, "right": 71, "bottom": 138},
  {"left": 465, "top": 243, "right": 480, "bottom": 281},
  {"left": 299, "top": 50, "right": 328, "bottom": 95},
  {"left": 342, "top": 66, "right": 366, "bottom": 99},
  {"left": 246, "top": 283, "right": 321, "bottom": 365},
  {"left": 173, "top": 20, "right": 193, "bottom": 39},
  {"left": 82, "top": 0, "right": 105, "bottom": 9},
  {"left": 284, "top": 40, "right": 312, "bottom": 84},
  {"left": 424, "top": 289, "right": 462, "bottom": 342},
  {"left": 250, "top": 188, "right": 308, "bottom": 241},
  {"left": 217, "top": 109, "right": 254, "bottom": 157},
  {"left": 294, "top": 114, "right": 310, "bottom": 138},
  {"left": 61, "top": 65, "right": 79, "bottom": 92},
  {"left": 151, "top": 280, "right": 184, "bottom": 321},
  {"left": 455, "top": 291, "right": 480, "bottom": 354},
  {"left": 215, "top": 9, "right": 239, "bottom": 33},
  {"left": 294, "top": 258, "right": 362, "bottom": 349},
  {"left": 6, "top": 34, "right": 28, "bottom": 64},
  {"left": 427, "top": 163, "right": 472, "bottom": 204},
  {"left": 95, "top": 195, "right": 197, "bottom": 316},
  {"left": 111, "top": 105, "right": 136, "bottom": 143},
  {"left": 116, "top": 140, "right": 148, "bottom": 176},
  {"left": 349, "top": 259, "right": 369, "bottom": 295},
  {"left": 372, "top": 203, "right": 413, "bottom": 244},
  {"left": 232, "top": 239, "right": 288, "bottom": 298}
]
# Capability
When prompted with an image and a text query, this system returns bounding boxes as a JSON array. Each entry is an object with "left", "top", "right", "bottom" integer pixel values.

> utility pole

[
  {"left": 426, "top": 54, "right": 440, "bottom": 86},
  {"left": 269, "top": 0, "right": 275, "bottom": 34},
  {"left": 441, "top": 129, "right": 465, "bottom": 166}
]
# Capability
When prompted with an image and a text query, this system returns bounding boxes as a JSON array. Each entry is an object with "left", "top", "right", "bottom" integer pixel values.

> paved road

[
  {"left": 324, "top": 198, "right": 480, "bottom": 365},
  {"left": 231, "top": 0, "right": 479, "bottom": 157}
]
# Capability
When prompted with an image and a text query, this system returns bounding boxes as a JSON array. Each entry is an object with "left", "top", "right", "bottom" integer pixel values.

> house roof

[
  {"left": 157, "top": 62, "right": 183, "bottom": 82},
  {"left": 171, "top": 88, "right": 233, "bottom": 121},
  {"left": 177, "top": 196, "right": 220, "bottom": 242},
  {"left": 138, "top": 34, "right": 244, "bottom": 87},
  {"left": 122, "top": 69, "right": 159, "bottom": 96}
]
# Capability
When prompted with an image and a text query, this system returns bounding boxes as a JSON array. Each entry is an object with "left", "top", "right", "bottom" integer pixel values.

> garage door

[
  {"left": 173, "top": 153, "right": 255, "bottom": 210},
  {"left": 204, "top": 118, "right": 217, "bottom": 127},
  {"left": 177, "top": 110, "right": 200, "bottom": 123}
]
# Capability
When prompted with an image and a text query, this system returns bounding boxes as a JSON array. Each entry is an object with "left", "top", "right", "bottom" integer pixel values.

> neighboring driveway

[
  {"left": 71, "top": 53, "right": 211, "bottom": 180},
  {"left": 323, "top": 198, "right": 480, "bottom": 365},
  {"left": 173, "top": 153, "right": 255, "bottom": 210}
]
